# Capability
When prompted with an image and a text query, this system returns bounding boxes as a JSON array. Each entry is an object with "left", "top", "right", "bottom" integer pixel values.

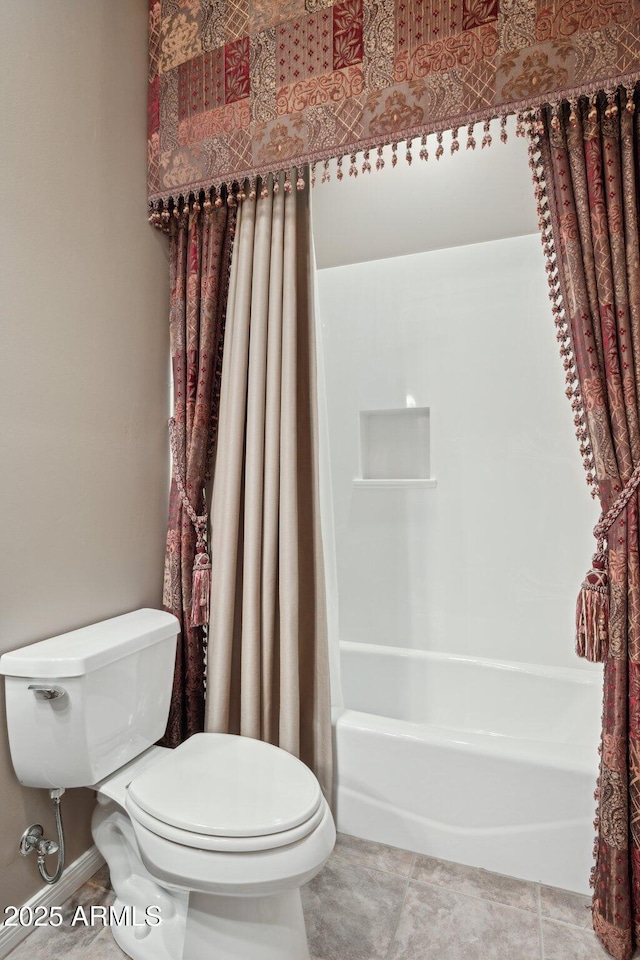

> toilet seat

[
  {"left": 126, "top": 732, "right": 323, "bottom": 848},
  {"left": 126, "top": 792, "right": 327, "bottom": 852}
]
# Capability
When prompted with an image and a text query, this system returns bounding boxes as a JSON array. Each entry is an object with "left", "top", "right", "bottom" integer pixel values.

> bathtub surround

[
  {"left": 529, "top": 89, "right": 640, "bottom": 960},
  {"left": 336, "top": 643, "right": 601, "bottom": 894},
  {"left": 316, "top": 233, "right": 598, "bottom": 669},
  {"left": 205, "top": 174, "right": 332, "bottom": 800},
  {"left": 162, "top": 200, "right": 236, "bottom": 746},
  {"left": 0, "top": 0, "right": 168, "bottom": 919},
  {"left": 313, "top": 141, "right": 606, "bottom": 939},
  {"left": 147, "top": 0, "right": 640, "bottom": 211}
]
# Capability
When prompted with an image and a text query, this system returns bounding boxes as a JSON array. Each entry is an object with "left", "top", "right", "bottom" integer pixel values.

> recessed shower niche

[{"left": 355, "top": 407, "right": 436, "bottom": 488}]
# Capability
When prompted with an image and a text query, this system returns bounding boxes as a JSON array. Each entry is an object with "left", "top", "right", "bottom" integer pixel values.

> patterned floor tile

[
  {"left": 7, "top": 882, "right": 114, "bottom": 959},
  {"left": 86, "top": 864, "right": 112, "bottom": 892},
  {"left": 539, "top": 885, "right": 591, "bottom": 928},
  {"left": 14, "top": 840, "right": 613, "bottom": 960},
  {"left": 541, "top": 918, "right": 612, "bottom": 959},
  {"left": 388, "top": 881, "right": 541, "bottom": 960},
  {"left": 333, "top": 832, "right": 414, "bottom": 877},
  {"left": 301, "top": 853, "right": 407, "bottom": 960},
  {"left": 66, "top": 927, "right": 128, "bottom": 960},
  {"left": 411, "top": 853, "right": 539, "bottom": 913}
]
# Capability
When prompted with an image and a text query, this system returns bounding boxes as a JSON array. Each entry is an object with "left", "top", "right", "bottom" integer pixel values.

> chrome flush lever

[{"left": 28, "top": 685, "right": 67, "bottom": 701}]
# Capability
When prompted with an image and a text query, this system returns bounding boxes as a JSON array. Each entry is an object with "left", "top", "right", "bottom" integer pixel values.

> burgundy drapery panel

[
  {"left": 162, "top": 201, "right": 236, "bottom": 746},
  {"left": 532, "top": 88, "right": 640, "bottom": 959}
]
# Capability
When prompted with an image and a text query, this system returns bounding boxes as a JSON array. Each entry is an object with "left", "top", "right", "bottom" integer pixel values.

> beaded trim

[
  {"left": 520, "top": 107, "right": 598, "bottom": 499},
  {"left": 149, "top": 182, "right": 239, "bottom": 233},
  {"left": 148, "top": 117, "right": 514, "bottom": 230}
]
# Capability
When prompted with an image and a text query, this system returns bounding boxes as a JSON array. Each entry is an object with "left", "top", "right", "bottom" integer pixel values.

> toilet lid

[{"left": 127, "top": 732, "right": 322, "bottom": 838}]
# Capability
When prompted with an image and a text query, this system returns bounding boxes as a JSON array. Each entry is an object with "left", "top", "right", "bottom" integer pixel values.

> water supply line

[
  {"left": 19, "top": 788, "right": 66, "bottom": 884},
  {"left": 39, "top": 789, "right": 65, "bottom": 884}
]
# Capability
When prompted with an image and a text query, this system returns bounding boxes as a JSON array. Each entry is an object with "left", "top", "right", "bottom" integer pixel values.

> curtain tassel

[
  {"left": 169, "top": 416, "right": 213, "bottom": 629},
  {"left": 575, "top": 544, "right": 609, "bottom": 662},
  {"left": 191, "top": 524, "right": 211, "bottom": 628},
  {"left": 575, "top": 460, "right": 640, "bottom": 662}
]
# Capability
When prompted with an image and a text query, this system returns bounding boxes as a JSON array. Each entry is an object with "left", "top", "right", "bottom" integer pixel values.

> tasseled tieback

[
  {"left": 168, "top": 418, "right": 211, "bottom": 628},
  {"left": 576, "top": 460, "right": 640, "bottom": 662}
]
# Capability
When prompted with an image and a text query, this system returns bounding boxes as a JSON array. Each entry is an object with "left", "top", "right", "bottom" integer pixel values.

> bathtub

[{"left": 334, "top": 641, "right": 602, "bottom": 894}]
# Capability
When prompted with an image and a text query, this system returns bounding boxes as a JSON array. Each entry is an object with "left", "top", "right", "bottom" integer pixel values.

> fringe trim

[
  {"left": 575, "top": 562, "right": 609, "bottom": 662},
  {"left": 190, "top": 552, "right": 211, "bottom": 628},
  {"left": 148, "top": 77, "right": 640, "bottom": 230},
  {"left": 520, "top": 106, "right": 599, "bottom": 498}
]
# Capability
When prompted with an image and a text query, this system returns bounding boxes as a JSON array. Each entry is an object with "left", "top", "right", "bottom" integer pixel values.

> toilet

[{"left": 0, "top": 609, "right": 335, "bottom": 960}]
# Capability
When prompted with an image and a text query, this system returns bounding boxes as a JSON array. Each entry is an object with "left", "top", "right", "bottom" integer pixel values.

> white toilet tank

[{"left": 0, "top": 609, "right": 179, "bottom": 789}]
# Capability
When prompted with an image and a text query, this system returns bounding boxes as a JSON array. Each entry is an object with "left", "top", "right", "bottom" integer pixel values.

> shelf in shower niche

[
  {"left": 352, "top": 478, "right": 437, "bottom": 489},
  {"left": 359, "top": 407, "right": 431, "bottom": 482}
]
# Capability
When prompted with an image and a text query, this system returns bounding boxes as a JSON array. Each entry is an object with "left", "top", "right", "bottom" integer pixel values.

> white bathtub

[{"left": 334, "top": 642, "right": 602, "bottom": 894}]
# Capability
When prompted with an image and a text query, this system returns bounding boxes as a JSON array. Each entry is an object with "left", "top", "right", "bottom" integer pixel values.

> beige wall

[{"left": 0, "top": 1, "right": 169, "bottom": 911}]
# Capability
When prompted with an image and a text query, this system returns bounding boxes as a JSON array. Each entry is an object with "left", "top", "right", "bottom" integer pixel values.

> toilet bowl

[{"left": 0, "top": 610, "right": 335, "bottom": 960}]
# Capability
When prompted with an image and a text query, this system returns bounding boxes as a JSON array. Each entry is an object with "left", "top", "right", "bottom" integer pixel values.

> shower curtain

[{"left": 205, "top": 172, "right": 332, "bottom": 800}]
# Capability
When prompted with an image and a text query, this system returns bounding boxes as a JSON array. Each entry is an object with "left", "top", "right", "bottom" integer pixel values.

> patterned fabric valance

[{"left": 148, "top": 0, "right": 640, "bottom": 210}]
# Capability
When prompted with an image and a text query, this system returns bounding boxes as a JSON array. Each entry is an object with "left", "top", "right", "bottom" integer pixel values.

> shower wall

[{"left": 316, "top": 233, "right": 599, "bottom": 671}]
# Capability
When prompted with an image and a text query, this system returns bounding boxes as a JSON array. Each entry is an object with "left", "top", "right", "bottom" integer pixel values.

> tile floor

[{"left": 7, "top": 834, "right": 618, "bottom": 960}]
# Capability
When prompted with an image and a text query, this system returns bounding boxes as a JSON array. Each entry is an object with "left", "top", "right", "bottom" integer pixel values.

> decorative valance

[{"left": 148, "top": 0, "right": 640, "bottom": 214}]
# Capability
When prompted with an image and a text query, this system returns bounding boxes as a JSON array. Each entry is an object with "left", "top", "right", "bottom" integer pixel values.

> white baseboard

[{"left": 0, "top": 845, "right": 105, "bottom": 959}]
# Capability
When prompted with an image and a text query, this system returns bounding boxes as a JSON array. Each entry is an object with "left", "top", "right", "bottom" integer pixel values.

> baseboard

[{"left": 0, "top": 845, "right": 105, "bottom": 959}]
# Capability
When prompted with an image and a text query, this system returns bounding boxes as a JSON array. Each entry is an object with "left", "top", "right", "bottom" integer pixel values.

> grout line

[
  {"left": 537, "top": 884, "right": 544, "bottom": 960},
  {"left": 541, "top": 915, "right": 595, "bottom": 931},
  {"left": 331, "top": 851, "right": 415, "bottom": 881},
  {"left": 407, "top": 875, "right": 540, "bottom": 916},
  {"left": 384, "top": 860, "right": 414, "bottom": 960}
]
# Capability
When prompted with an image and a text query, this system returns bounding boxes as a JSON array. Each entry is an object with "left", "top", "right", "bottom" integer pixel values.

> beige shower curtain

[{"left": 204, "top": 171, "right": 332, "bottom": 801}]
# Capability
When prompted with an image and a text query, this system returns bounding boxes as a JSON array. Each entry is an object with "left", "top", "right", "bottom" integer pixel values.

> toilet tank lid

[{"left": 0, "top": 609, "right": 179, "bottom": 678}]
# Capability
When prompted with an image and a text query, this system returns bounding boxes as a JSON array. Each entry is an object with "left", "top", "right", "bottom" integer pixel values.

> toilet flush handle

[{"left": 28, "top": 685, "right": 67, "bottom": 701}]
